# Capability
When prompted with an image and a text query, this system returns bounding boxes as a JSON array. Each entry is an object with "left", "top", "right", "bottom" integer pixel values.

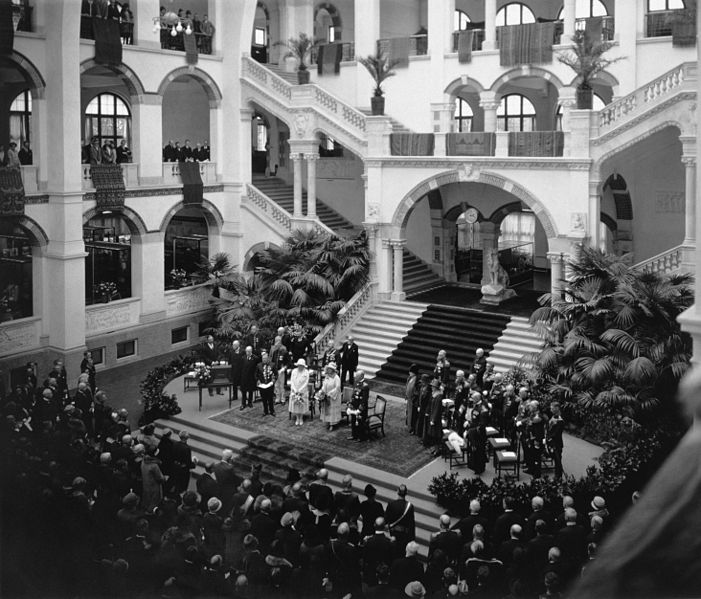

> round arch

[
  {"left": 80, "top": 59, "right": 146, "bottom": 99},
  {"left": 245, "top": 98, "right": 293, "bottom": 136},
  {"left": 158, "top": 199, "right": 224, "bottom": 234},
  {"left": 256, "top": 1, "right": 270, "bottom": 20},
  {"left": 489, "top": 66, "right": 565, "bottom": 94},
  {"left": 157, "top": 67, "right": 223, "bottom": 106},
  {"left": 243, "top": 240, "right": 281, "bottom": 270},
  {"left": 443, "top": 204, "right": 486, "bottom": 222},
  {"left": 13, "top": 215, "right": 49, "bottom": 248},
  {"left": 569, "top": 70, "right": 620, "bottom": 90},
  {"left": 392, "top": 170, "right": 558, "bottom": 239},
  {"left": 444, "top": 75, "right": 485, "bottom": 97},
  {"left": 82, "top": 205, "right": 148, "bottom": 237},
  {"left": 1, "top": 51, "right": 46, "bottom": 99},
  {"left": 488, "top": 201, "right": 524, "bottom": 224},
  {"left": 600, "top": 211, "right": 618, "bottom": 232},
  {"left": 314, "top": 2, "right": 343, "bottom": 33}
]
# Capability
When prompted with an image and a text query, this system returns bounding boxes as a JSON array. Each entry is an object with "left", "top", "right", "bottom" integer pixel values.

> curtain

[{"left": 500, "top": 213, "right": 535, "bottom": 247}]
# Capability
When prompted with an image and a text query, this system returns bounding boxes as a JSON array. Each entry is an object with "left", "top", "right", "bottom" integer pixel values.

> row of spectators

[
  {"left": 80, "top": 0, "right": 134, "bottom": 45},
  {"left": 82, "top": 137, "right": 132, "bottom": 165},
  {"left": 0, "top": 354, "right": 614, "bottom": 598},
  {"left": 159, "top": 7, "right": 216, "bottom": 55},
  {"left": 163, "top": 139, "right": 212, "bottom": 162},
  {"left": 0, "top": 141, "right": 32, "bottom": 167}
]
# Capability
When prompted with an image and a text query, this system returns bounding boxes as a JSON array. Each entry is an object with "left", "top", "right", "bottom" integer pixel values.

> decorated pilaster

[
  {"left": 561, "top": 0, "right": 576, "bottom": 44},
  {"left": 479, "top": 92, "right": 499, "bottom": 132},
  {"left": 131, "top": 231, "right": 166, "bottom": 318},
  {"left": 363, "top": 222, "right": 379, "bottom": 283},
  {"left": 431, "top": 102, "right": 455, "bottom": 157},
  {"left": 390, "top": 239, "right": 406, "bottom": 301},
  {"left": 305, "top": 152, "right": 318, "bottom": 217},
  {"left": 378, "top": 237, "right": 393, "bottom": 298},
  {"left": 588, "top": 180, "right": 601, "bottom": 249},
  {"left": 547, "top": 252, "right": 565, "bottom": 303},
  {"left": 291, "top": 152, "right": 303, "bottom": 217}
]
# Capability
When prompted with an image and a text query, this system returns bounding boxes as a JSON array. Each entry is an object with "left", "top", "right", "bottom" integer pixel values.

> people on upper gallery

[
  {"left": 18, "top": 141, "right": 33, "bottom": 165},
  {"left": 162, "top": 138, "right": 211, "bottom": 162}
]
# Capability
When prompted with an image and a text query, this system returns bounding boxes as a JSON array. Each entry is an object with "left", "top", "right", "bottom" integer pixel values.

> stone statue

[{"left": 488, "top": 248, "right": 509, "bottom": 287}]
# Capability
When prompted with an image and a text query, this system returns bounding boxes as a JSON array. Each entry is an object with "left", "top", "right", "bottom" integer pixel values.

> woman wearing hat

[
  {"left": 289, "top": 358, "right": 310, "bottom": 426},
  {"left": 318, "top": 362, "right": 341, "bottom": 431}
]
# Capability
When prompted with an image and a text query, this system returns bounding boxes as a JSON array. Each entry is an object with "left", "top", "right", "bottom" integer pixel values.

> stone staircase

[
  {"left": 347, "top": 300, "right": 428, "bottom": 379},
  {"left": 152, "top": 413, "right": 443, "bottom": 555},
  {"left": 358, "top": 108, "right": 412, "bottom": 132},
  {"left": 263, "top": 63, "right": 299, "bottom": 85},
  {"left": 403, "top": 249, "right": 445, "bottom": 296},
  {"left": 487, "top": 315, "right": 545, "bottom": 373},
  {"left": 375, "top": 305, "right": 510, "bottom": 386}
]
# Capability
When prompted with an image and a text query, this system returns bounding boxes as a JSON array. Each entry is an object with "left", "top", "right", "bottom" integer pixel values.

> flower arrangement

[
  {"left": 291, "top": 391, "right": 305, "bottom": 410},
  {"left": 170, "top": 268, "right": 189, "bottom": 288},
  {"left": 94, "top": 281, "right": 118, "bottom": 299},
  {"left": 314, "top": 389, "right": 328, "bottom": 409},
  {"left": 194, "top": 363, "right": 213, "bottom": 386},
  {"left": 138, "top": 353, "right": 197, "bottom": 425}
]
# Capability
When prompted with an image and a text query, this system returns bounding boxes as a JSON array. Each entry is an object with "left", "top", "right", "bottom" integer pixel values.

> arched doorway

[
  {"left": 251, "top": 2, "right": 269, "bottom": 63},
  {"left": 83, "top": 212, "right": 138, "bottom": 305},
  {"left": 314, "top": 3, "right": 342, "bottom": 43},
  {"left": 163, "top": 206, "right": 210, "bottom": 289},
  {"left": 0, "top": 219, "right": 40, "bottom": 321}
]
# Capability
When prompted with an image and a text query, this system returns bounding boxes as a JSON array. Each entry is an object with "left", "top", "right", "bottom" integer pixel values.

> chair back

[
  {"left": 342, "top": 387, "right": 353, "bottom": 405},
  {"left": 373, "top": 395, "right": 386, "bottom": 416}
]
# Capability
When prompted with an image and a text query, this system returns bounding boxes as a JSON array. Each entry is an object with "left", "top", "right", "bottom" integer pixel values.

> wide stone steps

[
  {"left": 487, "top": 316, "right": 545, "bottom": 372},
  {"left": 264, "top": 63, "right": 300, "bottom": 85},
  {"left": 403, "top": 250, "right": 445, "bottom": 295},
  {"left": 358, "top": 108, "right": 412, "bottom": 133},
  {"left": 152, "top": 412, "right": 443, "bottom": 555},
  {"left": 375, "top": 305, "right": 510, "bottom": 385},
  {"left": 348, "top": 301, "right": 427, "bottom": 379}
]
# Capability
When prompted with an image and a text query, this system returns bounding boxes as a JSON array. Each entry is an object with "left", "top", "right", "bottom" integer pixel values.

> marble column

[
  {"left": 391, "top": 239, "right": 406, "bottom": 301},
  {"left": 479, "top": 92, "right": 499, "bottom": 132},
  {"left": 131, "top": 94, "right": 163, "bottom": 185},
  {"left": 683, "top": 155, "right": 697, "bottom": 245},
  {"left": 363, "top": 222, "right": 379, "bottom": 282},
  {"left": 562, "top": 0, "right": 576, "bottom": 44},
  {"left": 305, "top": 152, "right": 318, "bottom": 217},
  {"left": 291, "top": 152, "right": 303, "bottom": 217},
  {"left": 483, "top": 0, "right": 497, "bottom": 50},
  {"left": 378, "top": 238, "right": 393, "bottom": 297},
  {"left": 588, "top": 181, "right": 601, "bottom": 249},
  {"left": 547, "top": 252, "right": 564, "bottom": 303}
]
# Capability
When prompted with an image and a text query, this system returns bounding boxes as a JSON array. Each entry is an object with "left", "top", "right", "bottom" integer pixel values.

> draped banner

[
  {"left": 457, "top": 30, "right": 474, "bottom": 63},
  {"left": 183, "top": 31, "right": 198, "bottom": 64},
  {"left": 446, "top": 132, "right": 496, "bottom": 156},
  {"left": 672, "top": 10, "right": 696, "bottom": 47},
  {"left": 93, "top": 17, "right": 122, "bottom": 66},
  {"left": 499, "top": 22, "right": 556, "bottom": 67},
  {"left": 317, "top": 42, "right": 342, "bottom": 75},
  {"left": 387, "top": 36, "right": 410, "bottom": 68},
  {"left": 90, "top": 164, "right": 125, "bottom": 208},
  {"left": 508, "top": 131, "right": 564, "bottom": 157},
  {"left": 0, "top": 0, "right": 14, "bottom": 55},
  {"left": 179, "top": 162, "right": 203, "bottom": 204},
  {"left": 0, "top": 167, "right": 25, "bottom": 216},
  {"left": 390, "top": 133, "right": 435, "bottom": 156}
]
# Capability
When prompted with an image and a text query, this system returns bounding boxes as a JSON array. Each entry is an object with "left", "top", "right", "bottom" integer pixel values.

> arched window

[
  {"left": 496, "top": 3, "right": 536, "bottom": 26},
  {"left": 84, "top": 215, "right": 133, "bottom": 305},
  {"left": 454, "top": 98, "right": 474, "bottom": 132},
  {"left": 497, "top": 94, "right": 536, "bottom": 131},
  {"left": 648, "top": 0, "right": 685, "bottom": 10},
  {"left": 555, "top": 94, "right": 605, "bottom": 129},
  {"left": 10, "top": 90, "right": 32, "bottom": 145},
  {"left": 0, "top": 221, "right": 34, "bottom": 320},
  {"left": 455, "top": 9, "right": 471, "bottom": 31},
  {"left": 84, "top": 93, "right": 131, "bottom": 149},
  {"left": 557, "top": 0, "right": 608, "bottom": 19}
]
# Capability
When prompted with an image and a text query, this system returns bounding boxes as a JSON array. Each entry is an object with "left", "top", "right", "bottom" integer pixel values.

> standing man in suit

[
  {"left": 163, "top": 140, "right": 177, "bottom": 162},
  {"left": 385, "top": 485, "right": 416, "bottom": 550},
  {"left": 340, "top": 335, "right": 359, "bottom": 389},
  {"left": 256, "top": 351, "right": 277, "bottom": 417},
  {"left": 167, "top": 430, "right": 195, "bottom": 496},
  {"left": 245, "top": 324, "right": 265, "bottom": 356},
  {"left": 347, "top": 370, "right": 369, "bottom": 442},
  {"left": 270, "top": 335, "right": 288, "bottom": 406},
  {"left": 229, "top": 340, "right": 244, "bottom": 408},
  {"left": 212, "top": 449, "right": 241, "bottom": 516},
  {"left": 201, "top": 335, "right": 222, "bottom": 397},
  {"left": 80, "top": 350, "right": 97, "bottom": 393},
  {"left": 240, "top": 346, "right": 259, "bottom": 410}
]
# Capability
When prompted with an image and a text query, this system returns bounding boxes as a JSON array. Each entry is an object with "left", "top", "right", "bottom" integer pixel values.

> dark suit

[
  {"left": 389, "top": 556, "right": 424, "bottom": 591},
  {"left": 340, "top": 342, "right": 359, "bottom": 387},
  {"left": 359, "top": 497, "right": 385, "bottom": 536},
  {"left": 245, "top": 332, "right": 266, "bottom": 355},
  {"left": 180, "top": 145, "right": 194, "bottom": 161},
  {"left": 555, "top": 523, "right": 587, "bottom": 564},
  {"left": 309, "top": 481, "right": 334, "bottom": 512},
  {"left": 255, "top": 361, "right": 277, "bottom": 415},
  {"left": 350, "top": 379, "right": 369, "bottom": 440},
  {"left": 328, "top": 538, "right": 361, "bottom": 596},
  {"left": 526, "top": 533, "right": 555, "bottom": 571},
  {"left": 212, "top": 461, "right": 241, "bottom": 516},
  {"left": 452, "top": 513, "right": 488, "bottom": 541},
  {"left": 201, "top": 342, "right": 219, "bottom": 365},
  {"left": 547, "top": 415, "right": 565, "bottom": 478},
  {"left": 168, "top": 440, "right": 193, "bottom": 495},
  {"left": 362, "top": 533, "right": 397, "bottom": 583},
  {"left": 229, "top": 347, "right": 244, "bottom": 405},
  {"left": 250, "top": 511, "right": 277, "bottom": 553},
  {"left": 385, "top": 498, "right": 416, "bottom": 549},
  {"left": 241, "top": 354, "right": 259, "bottom": 407},
  {"left": 163, "top": 144, "right": 177, "bottom": 162},
  {"left": 492, "top": 510, "right": 524, "bottom": 546},
  {"left": 429, "top": 529, "right": 462, "bottom": 564}
]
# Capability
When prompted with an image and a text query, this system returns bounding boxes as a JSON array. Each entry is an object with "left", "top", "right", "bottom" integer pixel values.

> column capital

[
  {"left": 682, "top": 155, "right": 696, "bottom": 167},
  {"left": 546, "top": 251, "right": 570, "bottom": 263},
  {"left": 362, "top": 221, "right": 379, "bottom": 235},
  {"left": 389, "top": 239, "right": 407, "bottom": 249},
  {"left": 304, "top": 152, "right": 320, "bottom": 161},
  {"left": 240, "top": 108, "right": 254, "bottom": 120},
  {"left": 381, "top": 239, "right": 393, "bottom": 249},
  {"left": 289, "top": 152, "right": 302, "bottom": 162}
]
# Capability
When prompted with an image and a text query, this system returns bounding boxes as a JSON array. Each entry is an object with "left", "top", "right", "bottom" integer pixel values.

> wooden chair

[
  {"left": 366, "top": 395, "right": 387, "bottom": 438},
  {"left": 340, "top": 387, "right": 353, "bottom": 424}
]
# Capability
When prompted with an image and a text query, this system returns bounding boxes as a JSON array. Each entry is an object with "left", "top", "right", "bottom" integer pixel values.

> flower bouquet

[
  {"left": 94, "top": 281, "right": 118, "bottom": 302},
  {"left": 314, "top": 390, "right": 328, "bottom": 410},
  {"left": 291, "top": 391, "right": 305, "bottom": 411},
  {"left": 194, "top": 363, "right": 213, "bottom": 386},
  {"left": 170, "top": 268, "right": 189, "bottom": 288}
]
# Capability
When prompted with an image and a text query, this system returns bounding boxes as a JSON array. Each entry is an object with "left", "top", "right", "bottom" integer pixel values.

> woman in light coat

[
  {"left": 319, "top": 362, "right": 341, "bottom": 431},
  {"left": 289, "top": 358, "right": 309, "bottom": 426},
  {"left": 141, "top": 450, "right": 165, "bottom": 512}
]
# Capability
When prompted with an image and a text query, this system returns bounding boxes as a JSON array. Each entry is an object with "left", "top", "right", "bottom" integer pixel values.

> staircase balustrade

[
  {"left": 316, "top": 282, "right": 375, "bottom": 349},
  {"left": 633, "top": 244, "right": 685, "bottom": 275},
  {"left": 244, "top": 183, "right": 292, "bottom": 230},
  {"left": 598, "top": 63, "right": 695, "bottom": 132}
]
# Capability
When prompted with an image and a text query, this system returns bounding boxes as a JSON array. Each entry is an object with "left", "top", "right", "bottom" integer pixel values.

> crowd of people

[
  {"left": 199, "top": 326, "right": 369, "bottom": 439},
  {"left": 83, "top": 136, "right": 133, "bottom": 165},
  {"left": 405, "top": 349, "right": 565, "bottom": 480},
  {"left": 158, "top": 7, "right": 216, "bottom": 55},
  {"left": 0, "top": 141, "right": 32, "bottom": 167},
  {"left": 80, "top": 0, "right": 134, "bottom": 45},
  {"left": 163, "top": 139, "right": 211, "bottom": 163}
]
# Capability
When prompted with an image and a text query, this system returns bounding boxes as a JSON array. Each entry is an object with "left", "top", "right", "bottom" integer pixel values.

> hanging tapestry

[
  {"left": 0, "top": 167, "right": 24, "bottom": 215},
  {"left": 90, "top": 164, "right": 125, "bottom": 208},
  {"left": 183, "top": 31, "right": 198, "bottom": 64},
  {"left": 179, "top": 161, "right": 203, "bottom": 204},
  {"left": 446, "top": 132, "right": 496, "bottom": 156},
  {"left": 0, "top": 0, "right": 14, "bottom": 55},
  {"left": 499, "top": 22, "right": 556, "bottom": 67},
  {"left": 390, "top": 133, "right": 435, "bottom": 156},
  {"left": 508, "top": 131, "right": 564, "bottom": 157},
  {"left": 93, "top": 17, "right": 122, "bottom": 66},
  {"left": 457, "top": 30, "right": 474, "bottom": 63},
  {"left": 387, "top": 36, "right": 410, "bottom": 68}
]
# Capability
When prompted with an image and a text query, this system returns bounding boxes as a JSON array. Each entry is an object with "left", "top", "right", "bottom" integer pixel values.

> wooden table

[{"left": 198, "top": 364, "right": 234, "bottom": 411}]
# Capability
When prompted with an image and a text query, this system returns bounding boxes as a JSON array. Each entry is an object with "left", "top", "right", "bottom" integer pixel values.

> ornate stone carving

[
  {"left": 366, "top": 203, "right": 380, "bottom": 220},
  {"left": 293, "top": 112, "right": 310, "bottom": 138},
  {"left": 166, "top": 285, "right": 212, "bottom": 317},
  {"left": 458, "top": 163, "right": 480, "bottom": 181},
  {"left": 570, "top": 212, "right": 587, "bottom": 232},
  {"left": 0, "top": 318, "right": 40, "bottom": 357},
  {"left": 85, "top": 301, "right": 138, "bottom": 336}
]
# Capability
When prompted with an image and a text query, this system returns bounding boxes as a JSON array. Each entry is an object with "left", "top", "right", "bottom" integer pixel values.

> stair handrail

[
  {"left": 244, "top": 183, "right": 293, "bottom": 231},
  {"left": 241, "top": 56, "right": 368, "bottom": 137},
  {"left": 315, "top": 281, "right": 375, "bottom": 348},
  {"left": 633, "top": 243, "right": 689, "bottom": 274},
  {"left": 598, "top": 62, "right": 696, "bottom": 132}
]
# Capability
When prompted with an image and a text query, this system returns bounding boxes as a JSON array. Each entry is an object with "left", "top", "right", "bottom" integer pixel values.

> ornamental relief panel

[
  {"left": 85, "top": 301, "right": 139, "bottom": 336},
  {"left": 166, "top": 285, "right": 211, "bottom": 317},
  {"left": 0, "top": 318, "right": 40, "bottom": 357}
]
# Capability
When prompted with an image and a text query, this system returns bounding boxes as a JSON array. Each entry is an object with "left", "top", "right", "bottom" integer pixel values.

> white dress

[
  {"left": 319, "top": 373, "right": 341, "bottom": 425},
  {"left": 289, "top": 367, "right": 310, "bottom": 415}
]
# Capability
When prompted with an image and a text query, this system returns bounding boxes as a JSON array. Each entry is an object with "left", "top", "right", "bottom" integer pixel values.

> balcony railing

[
  {"left": 377, "top": 34, "right": 428, "bottom": 58},
  {"left": 311, "top": 42, "right": 355, "bottom": 64},
  {"left": 162, "top": 162, "right": 217, "bottom": 185},
  {"left": 80, "top": 15, "right": 134, "bottom": 45},
  {"left": 508, "top": 131, "right": 564, "bottom": 157},
  {"left": 574, "top": 16, "right": 615, "bottom": 42},
  {"left": 645, "top": 9, "right": 690, "bottom": 38},
  {"left": 451, "top": 29, "right": 486, "bottom": 53}
]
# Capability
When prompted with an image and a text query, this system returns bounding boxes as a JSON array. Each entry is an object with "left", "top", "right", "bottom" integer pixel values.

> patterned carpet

[{"left": 212, "top": 396, "right": 434, "bottom": 478}]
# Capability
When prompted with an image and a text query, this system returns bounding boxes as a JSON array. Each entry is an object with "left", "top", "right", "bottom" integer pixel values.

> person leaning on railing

[{"left": 199, "top": 14, "right": 215, "bottom": 54}]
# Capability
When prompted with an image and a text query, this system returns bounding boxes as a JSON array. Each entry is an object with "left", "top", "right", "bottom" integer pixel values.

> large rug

[{"left": 212, "top": 397, "right": 434, "bottom": 478}]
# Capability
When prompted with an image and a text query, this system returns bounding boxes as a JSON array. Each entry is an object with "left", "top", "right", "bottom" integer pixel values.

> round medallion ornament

[{"left": 464, "top": 207, "right": 479, "bottom": 224}]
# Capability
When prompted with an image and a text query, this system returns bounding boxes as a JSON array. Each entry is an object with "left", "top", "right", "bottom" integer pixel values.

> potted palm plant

[
  {"left": 358, "top": 50, "right": 401, "bottom": 115},
  {"left": 277, "top": 33, "right": 316, "bottom": 84},
  {"left": 557, "top": 29, "right": 623, "bottom": 109}
]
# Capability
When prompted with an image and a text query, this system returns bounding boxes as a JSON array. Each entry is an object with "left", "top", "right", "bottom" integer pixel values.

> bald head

[
  {"left": 532, "top": 496, "right": 544, "bottom": 510},
  {"left": 440, "top": 514, "right": 451, "bottom": 529},
  {"left": 374, "top": 517, "right": 385, "bottom": 531},
  {"left": 317, "top": 468, "right": 328, "bottom": 481},
  {"left": 469, "top": 499, "right": 481, "bottom": 514},
  {"left": 337, "top": 522, "right": 350, "bottom": 537},
  {"left": 406, "top": 541, "right": 419, "bottom": 557}
]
